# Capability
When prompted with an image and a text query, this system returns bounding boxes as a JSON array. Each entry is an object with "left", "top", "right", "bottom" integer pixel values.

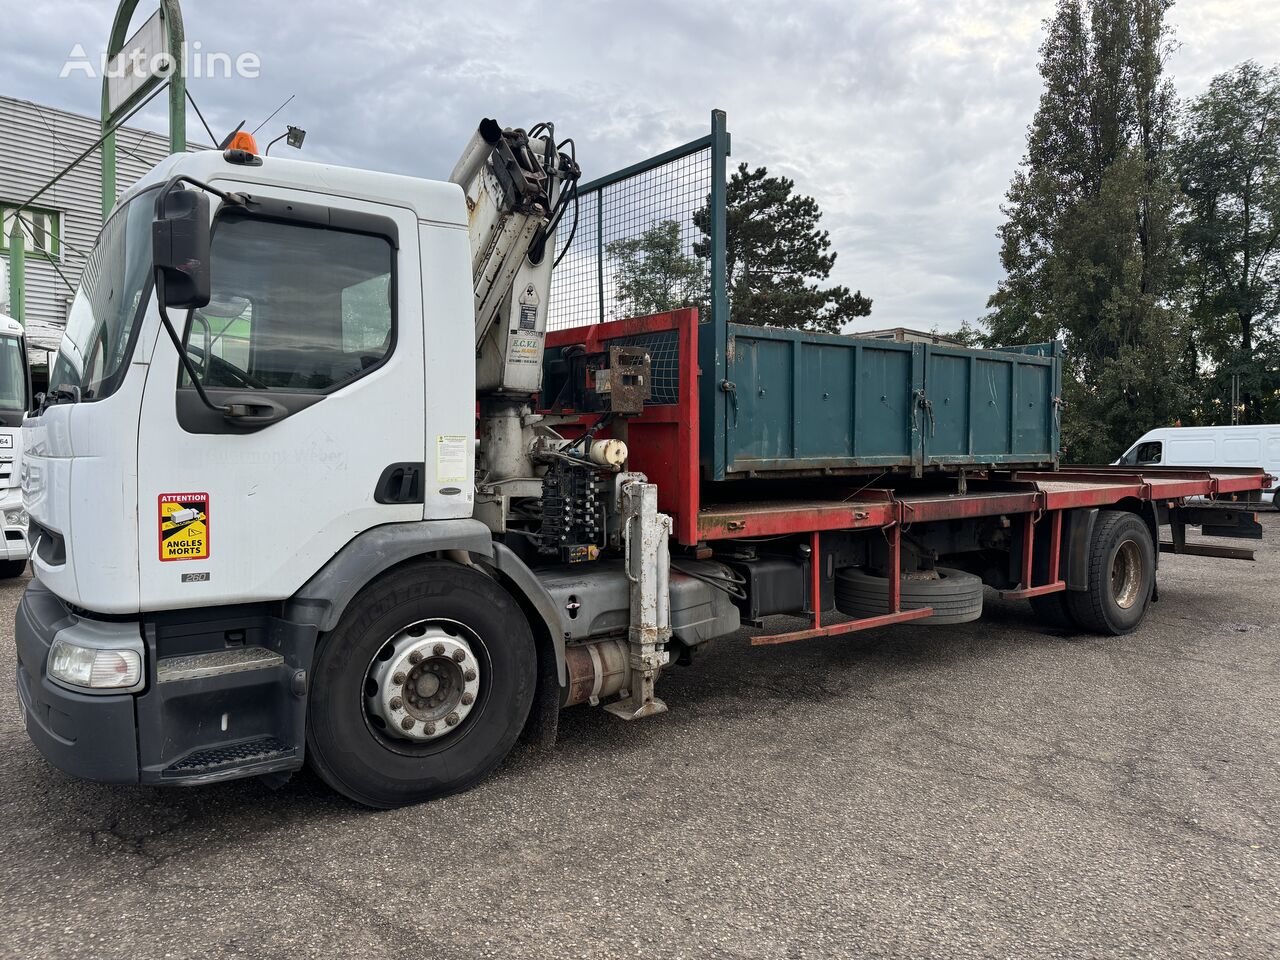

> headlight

[
  {"left": 4, "top": 508, "right": 27, "bottom": 527},
  {"left": 48, "top": 639, "right": 142, "bottom": 690}
]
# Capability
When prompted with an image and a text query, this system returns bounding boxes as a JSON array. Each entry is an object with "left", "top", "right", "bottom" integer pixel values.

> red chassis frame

[{"left": 542, "top": 311, "right": 1274, "bottom": 646}]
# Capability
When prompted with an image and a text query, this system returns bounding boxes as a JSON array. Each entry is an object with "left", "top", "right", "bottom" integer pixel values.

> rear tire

[
  {"left": 306, "top": 560, "right": 536, "bottom": 808},
  {"left": 0, "top": 560, "right": 26, "bottom": 579},
  {"left": 835, "top": 566, "right": 984, "bottom": 624},
  {"left": 1065, "top": 510, "right": 1154, "bottom": 636}
]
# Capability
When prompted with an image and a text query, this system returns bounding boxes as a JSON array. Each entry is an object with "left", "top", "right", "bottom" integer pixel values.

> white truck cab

[
  {"left": 16, "top": 132, "right": 671, "bottom": 807},
  {"left": 22, "top": 150, "right": 476, "bottom": 614},
  {"left": 1117, "top": 425, "right": 1280, "bottom": 504}
]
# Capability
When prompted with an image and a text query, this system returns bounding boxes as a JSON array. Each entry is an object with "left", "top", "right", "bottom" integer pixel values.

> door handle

[
  {"left": 221, "top": 394, "right": 289, "bottom": 426},
  {"left": 375, "top": 462, "right": 425, "bottom": 504}
]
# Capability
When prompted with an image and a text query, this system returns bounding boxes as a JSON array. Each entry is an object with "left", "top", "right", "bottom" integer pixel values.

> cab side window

[
  {"left": 182, "top": 214, "right": 394, "bottom": 394},
  {"left": 1134, "top": 441, "right": 1162, "bottom": 465}
]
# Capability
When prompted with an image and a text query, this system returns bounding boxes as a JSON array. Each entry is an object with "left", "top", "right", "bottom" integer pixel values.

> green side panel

[
  {"left": 797, "top": 342, "right": 854, "bottom": 458},
  {"left": 1015, "top": 362, "right": 1051, "bottom": 454},
  {"left": 730, "top": 336, "right": 794, "bottom": 461},
  {"left": 716, "top": 326, "right": 1060, "bottom": 477},
  {"left": 855, "top": 343, "right": 914, "bottom": 458},
  {"left": 971, "top": 358, "right": 1012, "bottom": 457},
  {"left": 924, "top": 351, "right": 971, "bottom": 457}
]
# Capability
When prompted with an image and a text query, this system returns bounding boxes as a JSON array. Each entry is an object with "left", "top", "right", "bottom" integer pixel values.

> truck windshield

[
  {"left": 0, "top": 335, "right": 27, "bottom": 412},
  {"left": 48, "top": 188, "right": 157, "bottom": 401}
]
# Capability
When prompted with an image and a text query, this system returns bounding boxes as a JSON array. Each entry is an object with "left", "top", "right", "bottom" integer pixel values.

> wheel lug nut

[
  {"left": 452, "top": 649, "right": 466, "bottom": 663},
  {"left": 389, "top": 696, "right": 403, "bottom": 710},
  {"left": 461, "top": 692, "right": 474, "bottom": 706},
  {"left": 408, "top": 651, "right": 423, "bottom": 664},
  {"left": 400, "top": 717, "right": 415, "bottom": 730},
  {"left": 392, "top": 671, "right": 406, "bottom": 685},
  {"left": 446, "top": 712, "right": 460, "bottom": 726},
  {"left": 423, "top": 722, "right": 436, "bottom": 735},
  {"left": 464, "top": 669, "right": 477, "bottom": 682}
]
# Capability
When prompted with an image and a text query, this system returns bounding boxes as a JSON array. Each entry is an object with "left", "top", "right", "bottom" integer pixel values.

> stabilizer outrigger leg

[{"left": 604, "top": 476, "right": 671, "bottom": 720}]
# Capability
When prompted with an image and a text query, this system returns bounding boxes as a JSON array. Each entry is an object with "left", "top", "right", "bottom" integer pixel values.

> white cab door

[{"left": 135, "top": 190, "right": 428, "bottom": 610}]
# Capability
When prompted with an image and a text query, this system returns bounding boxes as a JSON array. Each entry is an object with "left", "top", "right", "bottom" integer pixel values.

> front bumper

[
  {"left": 0, "top": 487, "right": 30, "bottom": 561},
  {"left": 15, "top": 579, "right": 139, "bottom": 782},
  {"left": 15, "top": 579, "right": 318, "bottom": 786},
  {"left": 0, "top": 526, "right": 28, "bottom": 562}
]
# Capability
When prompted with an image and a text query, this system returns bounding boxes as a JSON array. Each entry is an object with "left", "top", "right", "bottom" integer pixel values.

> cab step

[{"left": 162, "top": 736, "right": 296, "bottom": 779}]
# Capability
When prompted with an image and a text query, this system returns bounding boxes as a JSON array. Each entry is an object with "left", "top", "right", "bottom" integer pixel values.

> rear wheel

[
  {"left": 306, "top": 560, "right": 536, "bottom": 808},
  {"left": 1065, "top": 510, "right": 1154, "bottom": 635}
]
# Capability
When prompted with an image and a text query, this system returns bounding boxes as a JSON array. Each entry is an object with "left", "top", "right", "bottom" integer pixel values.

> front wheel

[
  {"left": 1065, "top": 510, "right": 1155, "bottom": 635},
  {"left": 0, "top": 559, "right": 26, "bottom": 579},
  {"left": 306, "top": 560, "right": 536, "bottom": 808}
]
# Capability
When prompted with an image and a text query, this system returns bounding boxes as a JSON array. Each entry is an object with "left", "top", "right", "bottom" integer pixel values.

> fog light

[
  {"left": 49, "top": 639, "right": 142, "bottom": 690},
  {"left": 4, "top": 509, "right": 27, "bottom": 526}
]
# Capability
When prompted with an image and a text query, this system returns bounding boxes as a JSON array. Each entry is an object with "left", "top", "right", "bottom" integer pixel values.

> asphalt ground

[{"left": 0, "top": 515, "right": 1276, "bottom": 959}]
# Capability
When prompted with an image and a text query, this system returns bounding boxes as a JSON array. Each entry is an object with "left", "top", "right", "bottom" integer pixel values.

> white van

[{"left": 1116, "top": 424, "right": 1280, "bottom": 504}]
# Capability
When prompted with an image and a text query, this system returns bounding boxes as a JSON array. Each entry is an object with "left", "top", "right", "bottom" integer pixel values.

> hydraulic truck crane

[{"left": 15, "top": 114, "right": 1274, "bottom": 808}]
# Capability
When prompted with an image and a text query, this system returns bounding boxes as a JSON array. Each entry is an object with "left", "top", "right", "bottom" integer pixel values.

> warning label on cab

[{"left": 158, "top": 492, "right": 210, "bottom": 562}]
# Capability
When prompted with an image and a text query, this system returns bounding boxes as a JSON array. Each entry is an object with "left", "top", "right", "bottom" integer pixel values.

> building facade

[{"left": 0, "top": 94, "right": 181, "bottom": 346}]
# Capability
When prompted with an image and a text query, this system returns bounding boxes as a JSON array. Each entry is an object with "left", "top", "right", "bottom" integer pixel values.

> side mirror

[{"left": 152, "top": 188, "right": 211, "bottom": 310}]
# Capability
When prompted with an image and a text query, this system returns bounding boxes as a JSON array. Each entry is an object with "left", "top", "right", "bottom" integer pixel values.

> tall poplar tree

[{"left": 985, "top": 0, "right": 1187, "bottom": 462}]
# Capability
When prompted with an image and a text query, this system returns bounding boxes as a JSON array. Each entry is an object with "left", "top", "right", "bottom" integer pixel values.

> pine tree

[{"left": 696, "top": 164, "right": 871, "bottom": 333}]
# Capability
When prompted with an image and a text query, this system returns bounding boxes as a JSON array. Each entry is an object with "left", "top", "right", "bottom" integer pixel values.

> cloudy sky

[{"left": 2, "top": 0, "right": 1278, "bottom": 332}]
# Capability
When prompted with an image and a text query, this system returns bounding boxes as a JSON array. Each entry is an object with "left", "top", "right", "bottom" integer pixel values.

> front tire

[
  {"left": 0, "top": 559, "right": 26, "bottom": 579},
  {"left": 306, "top": 560, "right": 536, "bottom": 808},
  {"left": 1065, "top": 510, "right": 1154, "bottom": 635}
]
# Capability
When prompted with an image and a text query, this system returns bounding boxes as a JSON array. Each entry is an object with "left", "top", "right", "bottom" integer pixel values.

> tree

[
  {"left": 984, "top": 0, "right": 1188, "bottom": 463},
  {"left": 695, "top": 163, "right": 871, "bottom": 333},
  {"left": 1178, "top": 60, "right": 1280, "bottom": 424},
  {"left": 606, "top": 219, "right": 708, "bottom": 317}
]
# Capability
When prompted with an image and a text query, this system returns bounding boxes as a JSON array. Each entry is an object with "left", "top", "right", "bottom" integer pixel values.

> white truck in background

[{"left": 0, "top": 313, "right": 33, "bottom": 576}]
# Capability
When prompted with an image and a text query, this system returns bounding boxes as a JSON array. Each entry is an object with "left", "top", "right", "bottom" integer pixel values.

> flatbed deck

[
  {"left": 697, "top": 466, "right": 1273, "bottom": 541},
  {"left": 695, "top": 465, "right": 1274, "bottom": 646}
]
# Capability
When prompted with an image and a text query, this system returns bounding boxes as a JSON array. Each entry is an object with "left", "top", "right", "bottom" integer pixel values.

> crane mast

[
  {"left": 449, "top": 120, "right": 671, "bottom": 719},
  {"left": 449, "top": 119, "right": 580, "bottom": 530}
]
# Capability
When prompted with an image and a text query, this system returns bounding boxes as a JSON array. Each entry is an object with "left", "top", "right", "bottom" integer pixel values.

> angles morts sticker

[{"left": 159, "top": 492, "right": 210, "bottom": 562}]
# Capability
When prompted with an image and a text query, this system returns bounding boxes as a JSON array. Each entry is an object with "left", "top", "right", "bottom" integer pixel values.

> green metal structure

[
  {"left": 724, "top": 326, "right": 1062, "bottom": 476},
  {"left": 6, "top": 222, "right": 24, "bottom": 325},
  {"left": 100, "top": 0, "right": 187, "bottom": 219}
]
